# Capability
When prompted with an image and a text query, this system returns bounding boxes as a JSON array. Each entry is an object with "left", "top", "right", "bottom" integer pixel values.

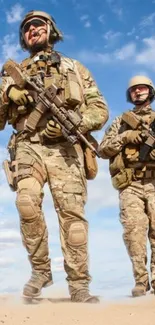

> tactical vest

[
  {"left": 8, "top": 51, "right": 85, "bottom": 130},
  {"left": 109, "top": 110, "right": 155, "bottom": 190}
]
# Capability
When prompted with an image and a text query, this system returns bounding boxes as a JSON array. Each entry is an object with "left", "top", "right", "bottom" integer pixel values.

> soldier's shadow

[{"left": 22, "top": 296, "right": 71, "bottom": 304}]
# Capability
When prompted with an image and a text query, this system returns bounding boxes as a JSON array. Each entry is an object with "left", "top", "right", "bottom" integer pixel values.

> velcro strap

[
  {"left": 17, "top": 159, "right": 46, "bottom": 186},
  {"left": 18, "top": 167, "right": 45, "bottom": 187}
]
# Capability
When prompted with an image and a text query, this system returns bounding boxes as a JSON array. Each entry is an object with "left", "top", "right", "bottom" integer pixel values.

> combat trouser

[
  {"left": 119, "top": 179, "right": 155, "bottom": 290},
  {"left": 15, "top": 138, "right": 91, "bottom": 295}
]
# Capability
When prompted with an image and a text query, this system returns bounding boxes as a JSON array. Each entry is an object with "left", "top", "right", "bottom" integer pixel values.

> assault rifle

[
  {"left": 122, "top": 111, "right": 155, "bottom": 161},
  {"left": 2, "top": 59, "right": 100, "bottom": 157},
  {"left": 139, "top": 119, "right": 155, "bottom": 161}
]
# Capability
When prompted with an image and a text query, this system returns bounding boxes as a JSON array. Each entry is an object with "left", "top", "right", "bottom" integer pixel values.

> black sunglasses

[{"left": 22, "top": 18, "right": 46, "bottom": 33}]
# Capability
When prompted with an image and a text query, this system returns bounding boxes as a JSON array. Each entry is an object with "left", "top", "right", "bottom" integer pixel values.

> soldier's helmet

[
  {"left": 19, "top": 10, "right": 63, "bottom": 50},
  {"left": 126, "top": 75, "right": 155, "bottom": 103}
]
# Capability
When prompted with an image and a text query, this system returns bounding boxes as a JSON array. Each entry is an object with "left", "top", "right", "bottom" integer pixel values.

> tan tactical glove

[
  {"left": 122, "top": 130, "right": 142, "bottom": 144},
  {"left": 41, "top": 119, "right": 62, "bottom": 138},
  {"left": 150, "top": 149, "right": 155, "bottom": 160},
  {"left": 7, "top": 86, "right": 34, "bottom": 105}
]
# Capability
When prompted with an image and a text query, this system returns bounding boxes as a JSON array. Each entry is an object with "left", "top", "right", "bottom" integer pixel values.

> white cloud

[
  {"left": 80, "top": 14, "right": 91, "bottom": 28},
  {"left": 0, "top": 229, "right": 20, "bottom": 242},
  {"left": 1, "top": 34, "right": 21, "bottom": 61},
  {"left": 0, "top": 257, "right": 15, "bottom": 267},
  {"left": 84, "top": 21, "right": 91, "bottom": 28},
  {"left": 98, "top": 14, "right": 105, "bottom": 24},
  {"left": 135, "top": 37, "right": 155, "bottom": 66},
  {"left": 103, "top": 30, "right": 122, "bottom": 41},
  {"left": 127, "top": 27, "right": 136, "bottom": 36},
  {"left": 86, "top": 159, "right": 118, "bottom": 212},
  {"left": 76, "top": 43, "right": 136, "bottom": 65},
  {"left": 76, "top": 37, "right": 155, "bottom": 69},
  {"left": 106, "top": 0, "right": 123, "bottom": 19},
  {"left": 6, "top": 3, "right": 24, "bottom": 24},
  {"left": 103, "top": 30, "right": 123, "bottom": 49},
  {"left": 139, "top": 12, "right": 155, "bottom": 28},
  {"left": 114, "top": 42, "right": 136, "bottom": 60},
  {"left": 113, "top": 7, "right": 123, "bottom": 19},
  {"left": 64, "top": 34, "right": 74, "bottom": 40},
  {"left": 53, "top": 256, "right": 63, "bottom": 263},
  {"left": 77, "top": 50, "right": 111, "bottom": 64},
  {"left": 80, "top": 15, "right": 89, "bottom": 21}
]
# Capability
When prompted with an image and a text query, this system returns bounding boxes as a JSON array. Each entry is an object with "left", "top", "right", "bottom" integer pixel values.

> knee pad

[
  {"left": 67, "top": 222, "right": 87, "bottom": 247},
  {"left": 16, "top": 190, "right": 40, "bottom": 220}
]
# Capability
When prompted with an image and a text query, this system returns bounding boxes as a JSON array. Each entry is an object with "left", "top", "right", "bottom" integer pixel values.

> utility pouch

[
  {"left": 83, "top": 133, "right": 98, "bottom": 180},
  {"left": 112, "top": 168, "right": 133, "bottom": 190},
  {"left": 65, "top": 70, "right": 82, "bottom": 106},
  {"left": 109, "top": 152, "right": 125, "bottom": 177},
  {"left": 3, "top": 159, "right": 18, "bottom": 191}
]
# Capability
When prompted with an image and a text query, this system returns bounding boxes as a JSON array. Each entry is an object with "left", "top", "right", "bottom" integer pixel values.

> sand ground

[{"left": 0, "top": 291, "right": 155, "bottom": 325}]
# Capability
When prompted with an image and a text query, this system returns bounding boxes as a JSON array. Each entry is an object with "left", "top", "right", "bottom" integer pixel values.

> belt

[
  {"left": 15, "top": 130, "right": 66, "bottom": 145},
  {"left": 134, "top": 169, "right": 155, "bottom": 179}
]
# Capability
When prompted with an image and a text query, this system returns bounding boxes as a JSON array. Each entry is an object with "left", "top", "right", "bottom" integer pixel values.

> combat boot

[
  {"left": 132, "top": 281, "right": 150, "bottom": 297},
  {"left": 23, "top": 271, "right": 53, "bottom": 298},
  {"left": 71, "top": 289, "right": 100, "bottom": 303}
]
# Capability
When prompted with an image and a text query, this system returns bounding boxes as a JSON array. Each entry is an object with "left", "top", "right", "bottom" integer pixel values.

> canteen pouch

[{"left": 83, "top": 133, "right": 98, "bottom": 180}]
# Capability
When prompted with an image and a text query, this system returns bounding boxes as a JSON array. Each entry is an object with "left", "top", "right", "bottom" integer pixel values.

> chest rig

[
  {"left": 22, "top": 51, "right": 84, "bottom": 107},
  {"left": 8, "top": 51, "right": 84, "bottom": 129}
]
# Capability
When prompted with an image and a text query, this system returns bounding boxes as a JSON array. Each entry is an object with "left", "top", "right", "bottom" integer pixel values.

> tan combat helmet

[
  {"left": 19, "top": 10, "right": 63, "bottom": 50},
  {"left": 126, "top": 75, "right": 155, "bottom": 103}
]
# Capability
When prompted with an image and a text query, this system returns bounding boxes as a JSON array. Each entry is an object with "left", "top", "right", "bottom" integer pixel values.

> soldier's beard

[
  {"left": 26, "top": 29, "right": 49, "bottom": 53},
  {"left": 29, "top": 39, "right": 49, "bottom": 53}
]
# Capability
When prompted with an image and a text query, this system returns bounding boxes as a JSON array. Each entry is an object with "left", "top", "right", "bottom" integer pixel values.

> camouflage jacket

[
  {"left": 0, "top": 51, "right": 109, "bottom": 132},
  {"left": 99, "top": 105, "right": 153, "bottom": 159}
]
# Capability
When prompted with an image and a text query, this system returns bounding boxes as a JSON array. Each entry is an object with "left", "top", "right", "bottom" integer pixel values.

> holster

[
  {"left": 3, "top": 159, "right": 18, "bottom": 191},
  {"left": 83, "top": 133, "right": 98, "bottom": 180}
]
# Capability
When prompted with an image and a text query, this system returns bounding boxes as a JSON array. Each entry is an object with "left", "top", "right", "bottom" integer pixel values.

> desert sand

[{"left": 0, "top": 292, "right": 155, "bottom": 325}]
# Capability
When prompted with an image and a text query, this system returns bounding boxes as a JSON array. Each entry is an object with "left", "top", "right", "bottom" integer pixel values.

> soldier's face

[
  {"left": 23, "top": 18, "right": 48, "bottom": 49},
  {"left": 129, "top": 85, "right": 149, "bottom": 103}
]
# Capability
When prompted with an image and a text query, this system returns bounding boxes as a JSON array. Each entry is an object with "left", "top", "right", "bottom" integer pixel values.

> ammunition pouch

[
  {"left": 3, "top": 159, "right": 18, "bottom": 191},
  {"left": 65, "top": 69, "right": 83, "bottom": 107},
  {"left": 109, "top": 152, "right": 133, "bottom": 190},
  {"left": 112, "top": 168, "right": 133, "bottom": 190},
  {"left": 83, "top": 133, "right": 98, "bottom": 180},
  {"left": 109, "top": 152, "right": 125, "bottom": 177}
]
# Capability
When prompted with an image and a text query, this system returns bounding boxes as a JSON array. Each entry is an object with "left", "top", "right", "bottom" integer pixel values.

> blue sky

[{"left": 0, "top": 0, "right": 154, "bottom": 300}]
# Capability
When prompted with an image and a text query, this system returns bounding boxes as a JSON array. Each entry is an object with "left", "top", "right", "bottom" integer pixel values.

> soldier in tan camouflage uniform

[
  {"left": 99, "top": 75, "right": 155, "bottom": 297},
  {"left": 0, "top": 11, "right": 108, "bottom": 302}
]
